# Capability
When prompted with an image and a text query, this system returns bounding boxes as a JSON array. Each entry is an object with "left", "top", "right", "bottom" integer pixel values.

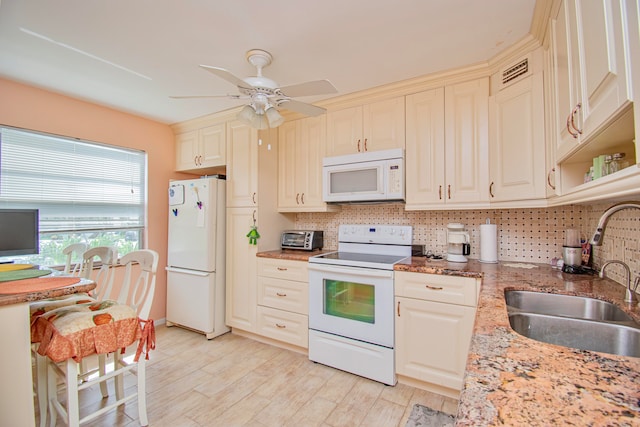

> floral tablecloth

[{"left": 31, "top": 299, "right": 154, "bottom": 363}]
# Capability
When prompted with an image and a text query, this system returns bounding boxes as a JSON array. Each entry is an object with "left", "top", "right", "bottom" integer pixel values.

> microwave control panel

[{"left": 387, "top": 161, "right": 403, "bottom": 196}]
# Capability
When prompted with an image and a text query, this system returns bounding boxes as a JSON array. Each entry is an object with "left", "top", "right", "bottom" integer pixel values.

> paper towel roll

[{"left": 479, "top": 223, "right": 498, "bottom": 263}]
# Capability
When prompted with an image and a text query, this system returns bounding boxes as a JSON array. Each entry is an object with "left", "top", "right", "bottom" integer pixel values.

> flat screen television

[{"left": 0, "top": 209, "right": 40, "bottom": 257}]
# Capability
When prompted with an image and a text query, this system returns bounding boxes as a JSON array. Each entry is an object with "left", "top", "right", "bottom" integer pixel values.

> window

[{"left": 0, "top": 126, "right": 146, "bottom": 266}]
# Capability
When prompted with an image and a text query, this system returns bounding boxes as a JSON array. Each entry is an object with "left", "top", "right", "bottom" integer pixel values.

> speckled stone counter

[
  {"left": 0, "top": 278, "right": 96, "bottom": 306},
  {"left": 400, "top": 258, "right": 640, "bottom": 426},
  {"left": 256, "top": 248, "right": 334, "bottom": 262}
]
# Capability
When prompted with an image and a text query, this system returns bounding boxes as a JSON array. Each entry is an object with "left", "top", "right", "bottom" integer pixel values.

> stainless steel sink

[
  {"left": 505, "top": 290, "right": 640, "bottom": 357},
  {"left": 505, "top": 290, "right": 634, "bottom": 322},
  {"left": 508, "top": 313, "right": 640, "bottom": 358}
]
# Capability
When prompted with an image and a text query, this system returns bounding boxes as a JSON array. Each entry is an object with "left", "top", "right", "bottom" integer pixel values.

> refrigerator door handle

[{"left": 165, "top": 266, "right": 211, "bottom": 277}]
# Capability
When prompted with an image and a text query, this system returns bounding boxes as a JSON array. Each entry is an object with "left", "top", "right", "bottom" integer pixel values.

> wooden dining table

[{"left": 0, "top": 267, "right": 95, "bottom": 427}]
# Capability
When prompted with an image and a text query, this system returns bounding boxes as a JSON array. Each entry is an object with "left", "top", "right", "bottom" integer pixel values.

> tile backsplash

[{"left": 294, "top": 200, "right": 640, "bottom": 287}]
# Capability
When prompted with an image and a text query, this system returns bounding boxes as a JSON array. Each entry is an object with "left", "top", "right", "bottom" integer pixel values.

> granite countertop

[
  {"left": 256, "top": 251, "right": 640, "bottom": 425},
  {"left": 426, "top": 259, "right": 639, "bottom": 427},
  {"left": 0, "top": 278, "right": 96, "bottom": 306},
  {"left": 256, "top": 248, "right": 334, "bottom": 262}
]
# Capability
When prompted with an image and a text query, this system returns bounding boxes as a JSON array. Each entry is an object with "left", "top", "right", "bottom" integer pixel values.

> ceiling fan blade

[
  {"left": 199, "top": 65, "right": 249, "bottom": 88},
  {"left": 279, "top": 99, "right": 326, "bottom": 117},
  {"left": 170, "top": 94, "right": 243, "bottom": 99},
  {"left": 279, "top": 79, "right": 338, "bottom": 97}
]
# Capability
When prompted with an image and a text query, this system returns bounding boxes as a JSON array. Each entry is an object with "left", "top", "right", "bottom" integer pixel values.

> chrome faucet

[
  {"left": 600, "top": 260, "right": 636, "bottom": 303},
  {"left": 590, "top": 202, "right": 640, "bottom": 246}
]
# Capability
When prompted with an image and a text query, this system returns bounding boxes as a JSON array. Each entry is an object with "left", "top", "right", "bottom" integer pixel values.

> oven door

[{"left": 308, "top": 263, "right": 395, "bottom": 348}]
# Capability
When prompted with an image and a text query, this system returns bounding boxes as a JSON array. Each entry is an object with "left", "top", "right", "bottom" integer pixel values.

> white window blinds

[{"left": 0, "top": 126, "right": 146, "bottom": 234}]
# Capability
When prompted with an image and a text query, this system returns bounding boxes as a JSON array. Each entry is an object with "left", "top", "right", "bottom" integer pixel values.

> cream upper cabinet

[
  {"left": 326, "top": 96, "right": 405, "bottom": 157},
  {"left": 278, "top": 115, "right": 333, "bottom": 212},
  {"left": 405, "top": 87, "right": 446, "bottom": 207},
  {"left": 175, "top": 122, "right": 226, "bottom": 172},
  {"left": 405, "top": 78, "right": 489, "bottom": 209},
  {"left": 552, "top": 0, "right": 633, "bottom": 162},
  {"left": 489, "top": 56, "right": 546, "bottom": 204},
  {"left": 226, "top": 120, "right": 258, "bottom": 208}
]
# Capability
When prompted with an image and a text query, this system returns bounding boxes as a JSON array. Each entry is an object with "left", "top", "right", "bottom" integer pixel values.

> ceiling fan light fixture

[
  {"left": 266, "top": 106, "right": 285, "bottom": 128},
  {"left": 251, "top": 112, "right": 269, "bottom": 130},
  {"left": 237, "top": 104, "right": 256, "bottom": 126}
]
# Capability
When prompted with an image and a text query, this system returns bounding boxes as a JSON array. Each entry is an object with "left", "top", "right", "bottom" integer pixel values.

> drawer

[
  {"left": 257, "top": 258, "right": 309, "bottom": 282},
  {"left": 256, "top": 306, "right": 308, "bottom": 348},
  {"left": 257, "top": 276, "right": 308, "bottom": 315},
  {"left": 395, "top": 271, "right": 479, "bottom": 307}
]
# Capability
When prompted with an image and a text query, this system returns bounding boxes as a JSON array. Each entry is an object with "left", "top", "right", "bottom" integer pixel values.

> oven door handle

[{"left": 308, "top": 263, "right": 394, "bottom": 279}]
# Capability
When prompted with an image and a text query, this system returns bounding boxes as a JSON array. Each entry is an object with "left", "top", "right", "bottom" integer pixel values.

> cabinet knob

[
  {"left": 439, "top": 185, "right": 442, "bottom": 200},
  {"left": 425, "top": 285, "right": 444, "bottom": 290},
  {"left": 193, "top": 156, "right": 198, "bottom": 166},
  {"left": 301, "top": 193, "right": 305, "bottom": 204},
  {"left": 276, "top": 292, "right": 287, "bottom": 297},
  {"left": 567, "top": 103, "right": 582, "bottom": 138},
  {"left": 364, "top": 138, "right": 368, "bottom": 151},
  {"left": 275, "top": 323, "right": 286, "bottom": 329},
  {"left": 252, "top": 192, "right": 257, "bottom": 204},
  {"left": 277, "top": 267, "right": 288, "bottom": 271},
  {"left": 397, "top": 301, "right": 401, "bottom": 317},
  {"left": 489, "top": 182, "right": 495, "bottom": 198},
  {"left": 296, "top": 193, "right": 300, "bottom": 205},
  {"left": 357, "top": 139, "right": 361, "bottom": 152},
  {"left": 447, "top": 185, "right": 451, "bottom": 200}
]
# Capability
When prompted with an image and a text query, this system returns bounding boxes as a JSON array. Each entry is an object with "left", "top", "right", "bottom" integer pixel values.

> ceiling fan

[{"left": 171, "top": 49, "right": 338, "bottom": 129}]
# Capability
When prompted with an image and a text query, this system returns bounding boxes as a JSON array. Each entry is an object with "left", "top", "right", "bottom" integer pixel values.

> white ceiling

[{"left": 0, "top": 0, "right": 537, "bottom": 125}]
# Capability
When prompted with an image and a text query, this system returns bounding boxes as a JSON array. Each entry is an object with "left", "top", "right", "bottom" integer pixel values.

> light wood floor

[{"left": 37, "top": 324, "right": 458, "bottom": 426}]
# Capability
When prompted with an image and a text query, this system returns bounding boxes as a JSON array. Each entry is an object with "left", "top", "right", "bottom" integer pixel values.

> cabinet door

[
  {"left": 489, "top": 74, "right": 546, "bottom": 202},
  {"left": 362, "top": 97, "right": 406, "bottom": 152},
  {"left": 444, "top": 78, "right": 490, "bottom": 204},
  {"left": 225, "top": 207, "right": 258, "bottom": 331},
  {"left": 277, "top": 121, "right": 299, "bottom": 210},
  {"left": 175, "top": 130, "right": 199, "bottom": 171},
  {"left": 326, "top": 105, "right": 362, "bottom": 156},
  {"left": 226, "top": 121, "right": 258, "bottom": 207},
  {"left": 199, "top": 123, "right": 226, "bottom": 168},
  {"left": 298, "top": 115, "right": 326, "bottom": 208},
  {"left": 552, "top": 0, "right": 581, "bottom": 160},
  {"left": 572, "top": 0, "right": 631, "bottom": 138},
  {"left": 405, "top": 88, "right": 446, "bottom": 208},
  {"left": 395, "top": 296, "right": 476, "bottom": 391}
]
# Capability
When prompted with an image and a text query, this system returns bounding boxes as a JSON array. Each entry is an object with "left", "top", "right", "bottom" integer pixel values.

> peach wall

[{"left": 0, "top": 77, "right": 188, "bottom": 321}]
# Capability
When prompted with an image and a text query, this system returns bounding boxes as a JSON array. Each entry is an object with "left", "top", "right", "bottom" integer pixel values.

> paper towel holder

[{"left": 479, "top": 218, "right": 498, "bottom": 264}]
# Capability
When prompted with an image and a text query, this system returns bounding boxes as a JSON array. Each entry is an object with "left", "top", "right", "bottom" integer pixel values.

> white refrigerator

[{"left": 166, "top": 176, "right": 230, "bottom": 339}]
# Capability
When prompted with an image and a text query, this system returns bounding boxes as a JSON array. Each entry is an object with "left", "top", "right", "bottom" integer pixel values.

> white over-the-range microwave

[{"left": 322, "top": 148, "right": 405, "bottom": 203}]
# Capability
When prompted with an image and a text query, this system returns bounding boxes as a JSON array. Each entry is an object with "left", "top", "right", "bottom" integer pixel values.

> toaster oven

[{"left": 281, "top": 230, "right": 324, "bottom": 251}]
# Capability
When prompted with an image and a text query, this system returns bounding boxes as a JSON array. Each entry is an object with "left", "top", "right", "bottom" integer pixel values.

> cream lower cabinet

[
  {"left": 395, "top": 271, "right": 479, "bottom": 395},
  {"left": 226, "top": 207, "right": 258, "bottom": 331},
  {"left": 326, "top": 96, "right": 405, "bottom": 157},
  {"left": 256, "top": 258, "right": 309, "bottom": 348},
  {"left": 405, "top": 78, "right": 489, "bottom": 209}
]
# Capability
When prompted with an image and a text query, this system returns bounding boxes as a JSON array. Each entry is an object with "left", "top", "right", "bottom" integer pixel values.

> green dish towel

[{"left": 0, "top": 269, "right": 50, "bottom": 282}]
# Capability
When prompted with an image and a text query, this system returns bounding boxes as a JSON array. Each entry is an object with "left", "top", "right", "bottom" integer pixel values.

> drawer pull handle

[
  {"left": 276, "top": 292, "right": 287, "bottom": 297},
  {"left": 425, "top": 285, "right": 444, "bottom": 290},
  {"left": 275, "top": 323, "right": 286, "bottom": 329},
  {"left": 277, "top": 267, "right": 288, "bottom": 271},
  {"left": 397, "top": 301, "right": 401, "bottom": 317}
]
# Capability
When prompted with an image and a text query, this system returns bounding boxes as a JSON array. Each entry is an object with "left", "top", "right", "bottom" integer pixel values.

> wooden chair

[
  {"left": 33, "top": 246, "right": 117, "bottom": 426},
  {"left": 61, "top": 243, "right": 88, "bottom": 276},
  {"left": 44, "top": 249, "right": 158, "bottom": 426}
]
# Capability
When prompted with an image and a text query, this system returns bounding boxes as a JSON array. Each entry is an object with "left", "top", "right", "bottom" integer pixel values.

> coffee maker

[
  {"left": 446, "top": 223, "right": 470, "bottom": 263},
  {"left": 562, "top": 227, "right": 584, "bottom": 273}
]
